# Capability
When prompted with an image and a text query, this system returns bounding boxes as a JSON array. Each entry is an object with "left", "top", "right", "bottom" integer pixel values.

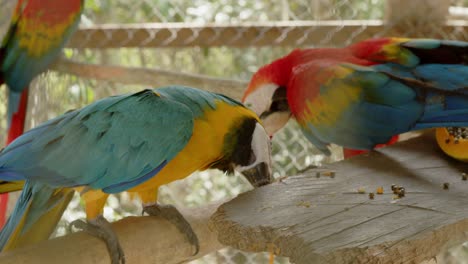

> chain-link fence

[{"left": 2, "top": 0, "right": 468, "bottom": 263}]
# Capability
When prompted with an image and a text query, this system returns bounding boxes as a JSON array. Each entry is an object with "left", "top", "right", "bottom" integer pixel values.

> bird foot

[
  {"left": 143, "top": 203, "right": 199, "bottom": 255},
  {"left": 69, "top": 215, "right": 125, "bottom": 264}
]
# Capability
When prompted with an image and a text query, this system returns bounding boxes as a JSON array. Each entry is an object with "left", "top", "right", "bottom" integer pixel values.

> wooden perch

[
  {"left": 0, "top": 202, "right": 224, "bottom": 264},
  {"left": 50, "top": 58, "right": 247, "bottom": 100},
  {"left": 210, "top": 133, "right": 468, "bottom": 264}
]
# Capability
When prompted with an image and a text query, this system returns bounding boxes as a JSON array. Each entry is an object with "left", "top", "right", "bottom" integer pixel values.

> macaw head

[
  {"left": 211, "top": 117, "right": 274, "bottom": 188},
  {"left": 242, "top": 53, "right": 296, "bottom": 137}
]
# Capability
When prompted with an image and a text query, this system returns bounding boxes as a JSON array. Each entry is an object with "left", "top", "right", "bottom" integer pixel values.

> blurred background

[{"left": 1, "top": 0, "right": 468, "bottom": 263}]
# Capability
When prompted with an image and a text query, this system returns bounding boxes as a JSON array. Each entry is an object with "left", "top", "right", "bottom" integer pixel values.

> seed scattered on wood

[
  {"left": 376, "top": 186, "right": 384, "bottom": 194},
  {"left": 321, "top": 171, "right": 336, "bottom": 178},
  {"left": 392, "top": 185, "right": 401, "bottom": 195},
  {"left": 391, "top": 185, "right": 405, "bottom": 198},
  {"left": 462, "top": 173, "right": 467, "bottom": 181},
  {"left": 296, "top": 200, "right": 311, "bottom": 208},
  {"left": 369, "top": 193, "right": 375, "bottom": 199},
  {"left": 443, "top": 182, "right": 450, "bottom": 190},
  {"left": 357, "top": 187, "right": 366, "bottom": 194},
  {"left": 398, "top": 187, "right": 405, "bottom": 198}
]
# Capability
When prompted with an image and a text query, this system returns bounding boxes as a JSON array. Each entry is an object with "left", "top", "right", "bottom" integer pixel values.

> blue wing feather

[{"left": 0, "top": 89, "right": 195, "bottom": 192}]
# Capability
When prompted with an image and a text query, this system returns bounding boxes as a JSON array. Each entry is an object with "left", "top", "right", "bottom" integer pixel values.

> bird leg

[
  {"left": 143, "top": 203, "right": 199, "bottom": 255},
  {"left": 69, "top": 215, "right": 125, "bottom": 264}
]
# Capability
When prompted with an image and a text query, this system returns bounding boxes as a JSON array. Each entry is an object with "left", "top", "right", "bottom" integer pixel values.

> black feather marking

[
  {"left": 404, "top": 44, "right": 468, "bottom": 65},
  {"left": 97, "top": 130, "right": 108, "bottom": 140},
  {"left": 210, "top": 117, "right": 257, "bottom": 173},
  {"left": 260, "top": 86, "right": 290, "bottom": 119},
  {"left": 133, "top": 89, "right": 160, "bottom": 101},
  {"left": 384, "top": 71, "right": 468, "bottom": 94},
  {"left": 80, "top": 113, "right": 91, "bottom": 121},
  {"left": 45, "top": 135, "right": 64, "bottom": 148}
]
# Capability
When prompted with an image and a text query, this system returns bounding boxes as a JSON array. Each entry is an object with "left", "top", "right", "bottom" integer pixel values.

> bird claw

[
  {"left": 143, "top": 203, "right": 199, "bottom": 255},
  {"left": 69, "top": 216, "right": 125, "bottom": 264}
]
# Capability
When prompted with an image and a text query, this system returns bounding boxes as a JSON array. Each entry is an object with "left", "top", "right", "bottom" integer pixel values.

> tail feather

[{"left": 0, "top": 181, "right": 74, "bottom": 251}]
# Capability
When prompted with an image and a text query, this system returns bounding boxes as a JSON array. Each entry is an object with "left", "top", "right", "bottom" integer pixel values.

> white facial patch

[
  {"left": 243, "top": 83, "right": 279, "bottom": 116},
  {"left": 236, "top": 123, "right": 272, "bottom": 175}
]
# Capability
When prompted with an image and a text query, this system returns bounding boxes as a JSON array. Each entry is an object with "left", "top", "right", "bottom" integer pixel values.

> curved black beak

[{"left": 241, "top": 162, "right": 273, "bottom": 188}]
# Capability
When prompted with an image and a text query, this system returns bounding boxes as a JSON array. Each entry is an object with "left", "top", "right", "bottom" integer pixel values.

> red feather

[
  {"left": 244, "top": 37, "right": 412, "bottom": 158},
  {"left": 343, "top": 135, "right": 399, "bottom": 159},
  {"left": 0, "top": 89, "right": 28, "bottom": 228}
]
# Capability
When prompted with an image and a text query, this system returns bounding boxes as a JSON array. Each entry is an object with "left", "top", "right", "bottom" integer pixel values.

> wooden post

[{"left": 210, "top": 133, "right": 468, "bottom": 264}]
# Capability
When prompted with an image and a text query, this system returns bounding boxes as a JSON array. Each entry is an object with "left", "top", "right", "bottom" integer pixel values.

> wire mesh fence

[{"left": 2, "top": 0, "right": 468, "bottom": 263}]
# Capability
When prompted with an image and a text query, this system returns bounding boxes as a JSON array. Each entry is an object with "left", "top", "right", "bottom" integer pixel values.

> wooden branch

[
  {"left": 0, "top": 0, "right": 17, "bottom": 42},
  {"left": 210, "top": 133, "right": 468, "bottom": 264},
  {"left": 0, "top": 202, "right": 224, "bottom": 264},
  {"left": 65, "top": 20, "right": 468, "bottom": 49},
  {"left": 50, "top": 58, "right": 247, "bottom": 100}
]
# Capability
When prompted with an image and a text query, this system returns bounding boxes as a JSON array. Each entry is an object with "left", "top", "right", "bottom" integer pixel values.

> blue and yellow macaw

[
  {"left": 243, "top": 38, "right": 468, "bottom": 155},
  {"left": 0, "top": 86, "right": 273, "bottom": 263},
  {"left": 0, "top": 0, "right": 83, "bottom": 227}
]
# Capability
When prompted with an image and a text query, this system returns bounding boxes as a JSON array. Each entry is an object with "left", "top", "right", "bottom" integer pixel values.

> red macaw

[
  {"left": 243, "top": 38, "right": 468, "bottom": 157},
  {"left": 0, "top": 0, "right": 83, "bottom": 227}
]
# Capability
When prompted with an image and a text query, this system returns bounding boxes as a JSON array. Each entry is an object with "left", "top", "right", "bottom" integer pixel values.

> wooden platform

[{"left": 210, "top": 133, "right": 468, "bottom": 264}]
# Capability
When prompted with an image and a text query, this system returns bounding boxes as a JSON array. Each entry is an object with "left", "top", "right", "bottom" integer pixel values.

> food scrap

[
  {"left": 398, "top": 187, "right": 405, "bottom": 198},
  {"left": 322, "top": 171, "right": 336, "bottom": 178},
  {"left": 443, "top": 182, "right": 450, "bottom": 190},
  {"left": 391, "top": 184, "right": 405, "bottom": 198},
  {"left": 376, "top": 186, "right": 384, "bottom": 194},
  {"left": 296, "top": 200, "right": 311, "bottom": 208}
]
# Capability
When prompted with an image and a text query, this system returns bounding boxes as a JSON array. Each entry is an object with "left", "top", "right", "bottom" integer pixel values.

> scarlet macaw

[
  {"left": 0, "top": 0, "right": 83, "bottom": 226},
  {"left": 242, "top": 38, "right": 468, "bottom": 156},
  {"left": 0, "top": 86, "right": 273, "bottom": 263}
]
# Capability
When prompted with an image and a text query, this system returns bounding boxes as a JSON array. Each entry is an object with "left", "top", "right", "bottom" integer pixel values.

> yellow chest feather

[{"left": 127, "top": 101, "right": 257, "bottom": 193}]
